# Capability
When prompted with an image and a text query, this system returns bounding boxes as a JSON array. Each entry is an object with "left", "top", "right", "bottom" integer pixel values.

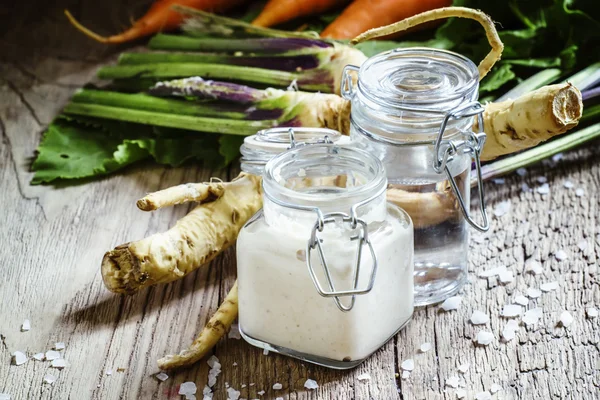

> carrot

[
  {"left": 320, "top": 0, "right": 452, "bottom": 40},
  {"left": 64, "top": 0, "right": 245, "bottom": 44},
  {"left": 252, "top": 0, "right": 349, "bottom": 28}
]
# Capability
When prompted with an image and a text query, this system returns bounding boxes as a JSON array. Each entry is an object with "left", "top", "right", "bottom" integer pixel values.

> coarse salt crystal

[
  {"left": 516, "top": 168, "right": 527, "bottom": 176},
  {"left": 257, "top": 391, "right": 265, "bottom": 396},
  {"left": 493, "top": 200, "right": 511, "bottom": 217},
  {"left": 472, "top": 235, "right": 486, "bottom": 244},
  {"left": 241, "top": 384, "right": 246, "bottom": 388},
  {"left": 357, "top": 373, "right": 371, "bottom": 381},
  {"left": 587, "top": 308, "right": 599, "bottom": 319},
  {"left": 479, "top": 266, "right": 506, "bottom": 278},
  {"left": 575, "top": 188, "right": 585, "bottom": 197},
  {"left": 502, "top": 320, "right": 520, "bottom": 342},
  {"left": 0, "top": 394, "right": 10, "bottom": 400},
  {"left": 475, "top": 391, "right": 492, "bottom": 400},
  {"left": 249, "top": 383, "right": 255, "bottom": 386},
  {"left": 577, "top": 240, "right": 588, "bottom": 251},
  {"left": 401, "top": 359, "right": 414, "bottom": 371},
  {"left": 420, "top": 342, "right": 432, "bottom": 353},
  {"left": 536, "top": 183, "right": 550, "bottom": 194},
  {"left": 304, "top": 379, "right": 318, "bottom": 390},
  {"left": 207, "top": 355, "right": 220, "bottom": 369},
  {"left": 456, "top": 388, "right": 467, "bottom": 399},
  {"left": 527, "top": 287, "right": 542, "bottom": 298},
  {"left": 21, "top": 320, "right": 30, "bottom": 332},
  {"left": 263, "top": 349, "right": 269, "bottom": 356},
  {"left": 560, "top": 311, "right": 574, "bottom": 327},
  {"left": 272, "top": 383, "right": 282, "bottom": 390},
  {"left": 45, "top": 350, "right": 60, "bottom": 361},
  {"left": 32, "top": 353, "right": 44, "bottom": 361},
  {"left": 554, "top": 250, "right": 568, "bottom": 261},
  {"left": 401, "top": 371, "right": 411, "bottom": 380},
  {"left": 441, "top": 296, "right": 461, "bottom": 311},
  {"left": 105, "top": 369, "right": 112, "bottom": 376},
  {"left": 525, "top": 259, "right": 543, "bottom": 275},
  {"left": 12, "top": 351, "right": 27, "bottom": 366},
  {"left": 541, "top": 281, "right": 559, "bottom": 292},
  {"left": 476, "top": 331, "right": 494, "bottom": 346},
  {"left": 54, "top": 342, "right": 65, "bottom": 350},
  {"left": 227, "top": 387, "right": 241, "bottom": 400},
  {"left": 552, "top": 153, "right": 563, "bottom": 162},
  {"left": 179, "top": 382, "right": 197, "bottom": 396},
  {"left": 228, "top": 324, "right": 241, "bottom": 340},
  {"left": 493, "top": 178, "right": 505, "bottom": 185},
  {"left": 563, "top": 180, "right": 574, "bottom": 189},
  {"left": 521, "top": 183, "right": 531, "bottom": 192},
  {"left": 51, "top": 359, "right": 67, "bottom": 369},
  {"left": 537, "top": 176, "right": 548, "bottom": 183},
  {"left": 458, "top": 363, "right": 470, "bottom": 373},
  {"left": 501, "top": 304, "right": 522, "bottom": 318},
  {"left": 297, "top": 168, "right": 306, "bottom": 177},
  {"left": 43, "top": 374, "right": 56, "bottom": 385},
  {"left": 232, "top": 362, "right": 238, "bottom": 367},
  {"left": 514, "top": 295, "right": 529, "bottom": 306},
  {"left": 470, "top": 311, "right": 489, "bottom": 325},
  {"left": 156, "top": 372, "right": 169, "bottom": 382},
  {"left": 522, "top": 308, "right": 543, "bottom": 325},
  {"left": 498, "top": 270, "right": 514, "bottom": 284},
  {"left": 490, "top": 384, "right": 502, "bottom": 394},
  {"left": 275, "top": 398, "right": 284, "bottom": 400},
  {"left": 445, "top": 376, "right": 460, "bottom": 388}
]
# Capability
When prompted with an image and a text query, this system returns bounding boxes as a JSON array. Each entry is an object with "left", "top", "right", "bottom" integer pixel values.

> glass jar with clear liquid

[{"left": 341, "top": 48, "right": 490, "bottom": 306}]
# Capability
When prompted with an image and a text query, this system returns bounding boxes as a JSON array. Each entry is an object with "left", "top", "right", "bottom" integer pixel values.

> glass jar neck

[{"left": 262, "top": 145, "right": 388, "bottom": 228}]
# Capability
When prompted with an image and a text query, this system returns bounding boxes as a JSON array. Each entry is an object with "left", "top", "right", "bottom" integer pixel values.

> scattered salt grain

[
  {"left": 105, "top": 369, "right": 113, "bottom": 376},
  {"left": 536, "top": 183, "right": 550, "bottom": 194},
  {"left": 445, "top": 376, "right": 460, "bottom": 388},
  {"left": 156, "top": 372, "right": 169, "bottom": 382},
  {"left": 51, "top": 359, "right": 67, "bottom": 369},
  {"left": 458, "top": 363, "right": 470, "bottom": 373},
  {"left": 522, "top": 308, "right": 543, "bottom": 325},
  {"left": 227, "top": 387, "right": 241, "bottom": 400},
  {"left": 514, "top": 295, "right": 529, "bottom": 306},
  {"left": 564, "top": 180, "right": 574, "bottom": 189},
  {"left": 357, "top": 373, "right": 371, "bottom": 382},
  {"left": 537, "top": 176, "right": 548, "bottom": 183},
  {"left": 228, "top": 324, "right": 241, "bottom": 340},
  {"left": 475, "top": 391, "right": 492, "bottom": 400},
  {"left": 456, "top": 388, "right": 467, "bottom": 399},
  {"left": 541, "top": 281, "right": 559, "bottom": 292},
  {"left": 476, "top": 331, "right": 494, "bottom": 346},
  {"left": 304, "top": 379, "right": 318, "bottom": 390},
  {"left": 516, "top": 168, "right": 527, "bottom": 176},
  {"left": 498, "top": 270, "right": 514, "bottom": 284},
  {"left": 272, "top": 383, "right": 282, "bottom": 390},
  {"left": 492, "top": 178, "right": 505, "bottom": 184},
  {"left": 470, "top": 311, "right": 489, "bottom": 325},
  {"left": 521, "top": 183, "right": 531, "bottom": 192},
  {"left": 559, "top": 311, "right": 574, "bottom": 327},
  {"left": 0, "top": 395, "right": 10, "bottom": 400},
  {"left": 472, "top": 235, "right": 486, "bottom": 244},
  {"left": 202, "top": 386, "right": 213, "bottom": 400},
  {"left": 526, "top": 259, "right": 543, "bottom": 275},
  {"left": 502, "top": 320, "right": 520, "bottom": 342},
  {"left": 297, "top": 168, "right": 306, "bottom": 177},
  {"left": 401, "top": 371, "right": 411, "bottom": 380},
  {"left": 490, "top": 384, "right": 502, "bottom": 394},
  {"left": 232, "top": 362, "right": 238, "bottom": 367},
  {"left": 554, "top": 250, "right": 568, "bottom": 261},
  {"left": 441, "top": 296, "right": 461, "bottom": 311},
  {"left": 501, "top": 305, "right": 522, "bottom": 318},
  {"left": 21, "top": 320, "right": 30, "bottom": 332},
  {"left": 575, "top": 188, "right": 585, "bottom": 197},
  {"left": 241, "top": 384, "right": 246, "bottom": 388},
  {"left": 420, "top": 342, "right": 432, "bottom": 353},
  {"left": 32, "top": 353, "right": 44, "bottom": 361},
  {"left": 493, "top": 200, "right": 511, "bottom": 217},
  {"left": 54, "top": 342, "right": 65, "bottom": 351},
  {"left": 179, "top": 382, "right": 197, "bottom": 397},
  {"left": 275, "top": 398, "right": 284, "bottom": 400},
  {"left": 552, "top": 153, "right": 563, "bottom": 162},
  {"left": 263, "top": 349, "right": 269, "bottom": 356},
  {"left": 257, "top": 391, "right": 265, "bottom": 396},
  {"left": 527, "top": 287, "right": 542, "bottom": 298},
  {"left": 43, "top": 374, "right": 57, "bottom": 385},
  {"left": 207, "top": 356, "right": 221, "bottom": 388},
  {"left": 249, "top": 383, "right": 255, "bottom": 386},
  {"left": 577, "top": 240, "right": 588, "bottom": 251},
  {"left": 401, "top": 359, "right": 414, "bottom": 371},
  {"left": 587, "top": 308, "right": 599, "bottom": 319},
  {"left": 45, "top": 350, "right": 60, "bottom": 361},
  {"left": 12, "top": 351, "right": 27, "bottom": 366},
  {"left": 479, "top": 266, "right": 506, "bottom": 278}
]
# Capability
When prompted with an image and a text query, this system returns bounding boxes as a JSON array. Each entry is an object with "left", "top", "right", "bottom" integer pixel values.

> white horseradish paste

[{"left": 237, "top": 200, "right": 414, "bottom": 362}]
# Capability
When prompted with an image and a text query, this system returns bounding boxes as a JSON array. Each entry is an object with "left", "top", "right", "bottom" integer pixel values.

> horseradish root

[
  {"left": 101, "top": 173, "right": 262, "bottom": 294},
  {"left": 480, "top": 83, "right": 583, "bottom": 160},
  {"left": 158, "top": 281, "right": 238, "bottom": 370},
  {"left": 136, "top": 181, "right": 225, "bottom": 211},
  {"left": 386, "top": 186, "right": 457, "bottom": 229}
]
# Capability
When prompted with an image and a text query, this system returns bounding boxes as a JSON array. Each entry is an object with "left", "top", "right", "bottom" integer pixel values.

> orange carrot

[
  {"left": 65, "top": 0, "right": 245, "bottom": 44},
  {"left": 252, "top": 0, "right": 349, "bottom": 28},
  {"left": 321, "top": 0, "right": 452, "bottom": 39}
]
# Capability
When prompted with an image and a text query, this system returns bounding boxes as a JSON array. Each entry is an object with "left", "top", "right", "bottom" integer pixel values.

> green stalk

[
  {"left": 563, "top": 62, "right": 600, "bottom": 90},
  {"left": 119, "top": 52, "right": 233, "bottom": 65},
  {"left": 63, "top": 103, "right": 274, "bottom": 135},
  {"left": 474, "top": 122, "right": 600, "bottom": 185},
  {"left": 72, "top": 89, "right": 247, "bottom": 119},
  {"left": 495, "top": 69, "right": 562, "bottom": 102},
  {"left": 581, "top": 103, "right": 600, "bottom": 124}
]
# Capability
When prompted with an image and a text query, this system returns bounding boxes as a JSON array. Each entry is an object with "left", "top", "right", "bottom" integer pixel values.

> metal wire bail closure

[
  {"left": 340, "top": 64, "right": 360, "bottom": 100},
  {"left": 433, "top": 101, "right": 490, "bottom": 232}
]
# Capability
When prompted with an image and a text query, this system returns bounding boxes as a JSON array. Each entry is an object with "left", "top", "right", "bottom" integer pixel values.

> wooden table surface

[{"left": 1, "top": 1, "right": 599, "bottom": 399}]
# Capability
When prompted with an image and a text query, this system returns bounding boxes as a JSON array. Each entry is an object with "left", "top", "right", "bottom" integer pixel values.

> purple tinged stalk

[
  {"left": 150, "top": 78, "right": 267, "bottom": 104},
  {"left": 582, "top": 86, "right": 600, "bottom": 101}
]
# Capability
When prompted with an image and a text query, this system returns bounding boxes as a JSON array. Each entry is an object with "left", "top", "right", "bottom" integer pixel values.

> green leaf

[
  {"left": 219, "top": 135, "right": 245, "bottom": 165},
  {"left": 480, "top": 64, "right": 517, "bottom": 93},
  {"left": 503, "top": 57, "right": 561, "bottom": 68}
]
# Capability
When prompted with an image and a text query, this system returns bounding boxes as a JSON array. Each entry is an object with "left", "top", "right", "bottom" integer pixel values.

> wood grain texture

[{"left": 0, "top": 1, "right": 599, "bottom": 399}]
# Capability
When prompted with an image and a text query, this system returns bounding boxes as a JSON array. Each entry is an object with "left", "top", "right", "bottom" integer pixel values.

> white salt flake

[
  {"left": 263, "top": 349, "right": 269, "bottom": 356},
  {"left": 575, "top": 188, "right": 585, "bottom": 197},
  {"left": 297, "top": 168, "right": 306, "bottom": 177},
  {"left": 275, "top": 398, "right": 284, "bottom": 400},
  {"left": 537, "top": 176, "right": 548, "bottom": 183},
  {"left": 272, "top": 383, "right": 282, "bottom": 390},
  {"left": 32, "top": 353, "right": 44, "bottom": 361},
  {"left": 475, "top": 391, "right": 492, "bottom": 400},
  {"left": 493, "top": 200, "right": 511, "bottom": 217},
  {"left": 54, "top": 342, "right": 65, "bottom": 351},
  {"left": 43, "top": 374, "right": 57, "bottom": 385},
  {"left": 179, "top": 382, "right": 197, "bottom": 396},
  {"left": 228, "top": 324, "right": 241, "bottom": 340},
  {"left": 445, "top": 376, "right": 460, "bottom": 388},
  {"left": 492, "top": 178, "right": 505, "bottom": 184},
  {"left": 441, "top": 296, "right": 461, "bottom": 311},
  {"left": 564, "top": 180, "right": 574, "bottom": 189},
  {"left": 476, "top": 331, "right": 494, "bottom": 346},
  {"left": 536, "top": 183, "right": 550, "bottom": 194},
  {"left": 470, "top": 311, "right": 489, "bottom": 325},
  {"left": 522, "top": 308, "right": 543, "bottom": 325},
  {"left": 501, "top": 304, "right": 522, "bottom": 318},
  {"left": 51, "top": 359, "right": 67, "bottom": 369},
  {"left": 105, "top": 369, "right": 113, "bottom": 376},
  {"left": 552, "top": 153, "right": 563, "bottom": 162},
  {"left": 249, "top": 383, "right": 255, "bottom": 386},
  {"left": 45, "top": 350, "right": 60, "bottom": 361},
  {"left": 514, "top": 295, "right": 529, "bottom": 306},
  {"left": 541, "top": 281, "right": 559, "bottom": 292},
  {"left": 401, "top": 359, "right": 414, "bottom": 371},
  {"left": 521, "top": 183, "right": 531, "bottom": 192},
  {"left": 525, "top": 259, "right": 543, "bottom": 275},
  {"left": 227, "top": 387, "right": 241, "bottom": 400},
  {"left": 458, "top": 363, "right": 470, "bottom": 373},
  {"left": 401, "top": 370, "right": 411, "bottom": 380},
  {"left": 241, "top": 384, "right": 246, "bottom": 388},
  {"left": 490, "top": 384, "right": 502, "bottom": 394},
  {"left": 357, "top": 373, "right": 371, "bottom": 381},
  {"left": 516, "top": 168, "right": 527, "bottom": 176},
  {"left": 304, "top": 379, "right": 318, "bottom": 390},
  {"left": 498, "top": 270, "right": 515, "bottom": 284},
  {"left": 554, "top": 250, "right": 568, "bottom": 261},
  {"left": 207, "top": 355, "right": 220, "bottom": 369},
  {"left": 0, "top": 394, "right": 10, "bottom": 400},
  {"left": 21, "top": 320, "right": 30, "bottom": 332},
  {"left": 560, "top": 311, "right": 574, "bottom": 327},
  {"left": 502, "top": 320, "right": 520, "bottom": 342},
  {"left": 577, "top": 240, "right": 588, "bottom": 251},
  {"left": 232, "top": 362, "right": 238, "bottom": 367},
  {"left": 472, "top": 235, "right": 486, "bottom": 244},
  {"left": 12, "top": 351, "right": 27, "bottom": 366},
  {"left": 479, "top": 266, "right": 506, "bottom": 278},
  {"left": 156, "top": 372, "right": 169, "bottom": 382},
  {"left": 587, "top": 308, "right": 599, "bottom": 319},
  {"left": 456, "top": 388, "right": 467, "bottom": 399},
  {"left": 257, "top": 391, "right": 265, "bottom": 396},
  {"left": 420, "top": 342, "right": 432, "bottom": 353},
  {"left": 527, "top": 287, "right": 542, "bottom": 298},
  {"left": 186, "top": 395, "right": 197, "bottom": 400}
]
